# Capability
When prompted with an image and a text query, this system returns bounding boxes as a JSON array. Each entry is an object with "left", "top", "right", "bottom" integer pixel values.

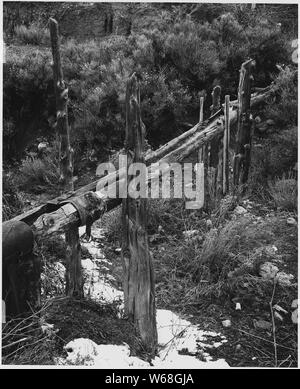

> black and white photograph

[{"left": 1, "top": 1, "right": 298, "bottom": 370}]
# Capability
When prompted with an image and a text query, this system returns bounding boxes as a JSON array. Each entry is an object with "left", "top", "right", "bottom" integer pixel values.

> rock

[
  {"left": 222, "top": 319, "right": 231, "bottom": 328},
  {"left": 291, "top": 309, "right": 298, "bottom": 324},
  {"left": 183, "top": 230, "right": 199, "bottom": 239},
  {"left": 235, "top": 303, "right": 241, "bottom": 311},
  {"left": 253, "top": 319, "right": 272, "bottom": 330},
  {"left": 259, "top": 262, "right": 279, "bottom": 280},
  {"left": 277, "top": 272, "right": 294, "bottom": 287},
  {"left": 234, "top": 206, "right": 247, "bottom": 215},
  {"left": 291, "top": 299, "right": 298, "bottom": 309},
  {"left": 114, "top": 247, "right": 122, "bottom": 253},
  {"left": 235, "top": 344, "right": 242, "bottom": 352},
  {"left": 287, "top": 217, "right": 297, "bottom": 226},
  {"left": 206, "top": 219, "right": 213, "bottom": 228},
  {"left": 266, "top": 119, "right": 275, "bottom": 126}
]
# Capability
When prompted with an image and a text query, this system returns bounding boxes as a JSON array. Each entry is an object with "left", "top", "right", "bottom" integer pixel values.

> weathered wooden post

[
  {"left": 209, "top": 85, "right": 222, "bottom": 198},
  {"left": 199, "top": 95, "right": 205, "bottom": 124},
  {"left": 222, "top": 95, "right": 230, "bottom": 194},
  {"left": 233, "top": 59, "right": 255, "bottom": 186},
  {"left": 121, "top": 73, "right": 157, "bottom": 355},
  {"left": 49, "top": 18, "right": 84, "bottom": 299},
  {"left": 49, "top": 18, "right": 74, "bottom": 192}
]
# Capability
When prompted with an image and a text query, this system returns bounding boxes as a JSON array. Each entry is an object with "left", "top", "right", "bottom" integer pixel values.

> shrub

[
  {"left": 264, "top": 67, "right": 298, "bottom": 128},
  {"left": 2, "top": 173, "right": 24, "bottom": 221},
  {"left": 14, "top": 152, "right": 60, "bottom": 193},
  {"left": 268, "top": 178, "right": 297, "bottom": 211},
  {"left": 14, "top": 23, "right": 50, "bottom": 46}
]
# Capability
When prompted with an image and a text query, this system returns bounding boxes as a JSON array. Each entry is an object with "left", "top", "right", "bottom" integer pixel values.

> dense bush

[{"left": 3, "top": 4, "right": 296, "bottom": 164}]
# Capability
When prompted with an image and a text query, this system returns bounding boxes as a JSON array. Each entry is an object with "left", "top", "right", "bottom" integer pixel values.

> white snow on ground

[{"left": 55, "top": 225, "right": 229, "bottom": 368}]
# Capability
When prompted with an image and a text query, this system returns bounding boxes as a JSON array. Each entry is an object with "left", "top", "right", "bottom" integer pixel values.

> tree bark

[
  {"left": 49, "top": 18, "right": 74, "bottom": 192},
  {"left": 122, "top": 74, "right": 157, "bottom": 356}
]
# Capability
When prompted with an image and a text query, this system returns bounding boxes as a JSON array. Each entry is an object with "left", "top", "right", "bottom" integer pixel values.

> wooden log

[
  {"left": 49, "top": 18, "right": 74, "bottom": 192},
  {"left": 65, "top": 225, "right": 83, "bottom": 298},
  {"left": 233, "top": 59, "right": 255, "bottom": 186},
  {"left": 32, "top": 192, "right": 106, "bottom": 237},
  {"left": 223, "top": 95, "right": 230, "bottom": 194},
  {"left": 122, "top": 74, "right": 157, "bottom": 355}
]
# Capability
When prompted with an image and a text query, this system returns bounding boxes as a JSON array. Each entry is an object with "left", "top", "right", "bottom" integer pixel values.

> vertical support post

[
  {"left": 209, "top": 85, "right": 222, "bottom": 198},
  {"left": 233, "top": 59, "right": 255, "bottom": 186},
  {"left": 223, "top": 95, "right": 230, "bottom": 194},
  {"left": 65, "top": 225, "right": 83, "bottom": 298},
  {"left": 49, "top": 18, "right": 74, "bottom": 192},
  {"left": 210, "top": 85, "right": 221, "bottom": 116},
  {"left": 199, "top": 95, "right": 204, "bottom": 124},
  {"left": 122, "top": 74, "right": 157, "bottom": 355}
]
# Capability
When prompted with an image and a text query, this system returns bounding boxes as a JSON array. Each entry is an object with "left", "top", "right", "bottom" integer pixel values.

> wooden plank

[
  {"left": 50, "top": 18, "right": 74, "bottom": 192},
  {"left": 121, "top": 74, "right": 157, "bottom": 356},
  {"left": 199, "top": 95, "right": 204, "bottom": 124}
]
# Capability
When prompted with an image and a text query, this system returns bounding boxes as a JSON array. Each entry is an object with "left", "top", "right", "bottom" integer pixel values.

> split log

[
  {"left": 50, "top": 18, "right": 74, "bottom": 192},
  {"left": 121, "top": 74, "right": 157, "bottom": 355},
  {"left": 233, "top": 59, "right": 255, "bottom": 186}
]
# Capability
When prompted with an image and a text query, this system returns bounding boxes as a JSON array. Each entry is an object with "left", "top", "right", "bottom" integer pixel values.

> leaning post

[{"left": 223, "top": 95, "right": 230, "bottom": 194}]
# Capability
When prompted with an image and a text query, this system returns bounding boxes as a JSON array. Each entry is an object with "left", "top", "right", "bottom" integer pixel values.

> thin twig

[{"left": 238, "top": 329, "right": 294, "bottom": 351}]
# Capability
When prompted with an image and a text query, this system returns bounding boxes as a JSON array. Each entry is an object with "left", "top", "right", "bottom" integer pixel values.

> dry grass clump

[
  {"left": 14, "top": 23, "right": 50, "bottom": 46},
  {"left": 268, "top": 178, "right": 297, "bottom": 211}
]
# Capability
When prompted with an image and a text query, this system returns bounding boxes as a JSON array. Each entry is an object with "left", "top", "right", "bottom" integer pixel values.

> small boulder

[
  {"left": 287, "top": 217, "right": 297, "bottom": 226},
  {"left": 222, "top": 319, "right": 231, "bottom": 328},
  {"left": 259, "top": 262, "right": 279, "bottom": 280},
  {"left": 266, "top": 119, "right": 275, "bottom": 126},
  {"left": 234, "top": 205, "right": 247, "bottom": 215}
]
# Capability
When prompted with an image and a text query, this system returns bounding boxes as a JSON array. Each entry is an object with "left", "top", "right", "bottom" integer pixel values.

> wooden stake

[
  {"left": 210, "top": 85, "right": 221, "bottom": 116},
  {"left": 49, "top": 18, "right": 74, "bottom": 192},
  {"left": 233, "top": 59, "right": 255, "bottom": 186},
  {"left": 223, "top": 95, "right": 230, "bottom": 194},
  {"left": 122, "top": 74, "right": 157, "bottom": 355},
  {"left": 199, "top": 95, "right": 204, "bottom": 124},
  {"left": 65, "top": 225, "right": 83, "bottom": 298}
]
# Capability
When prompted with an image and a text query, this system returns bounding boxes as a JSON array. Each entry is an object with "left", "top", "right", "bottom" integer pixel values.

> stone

[
  {"left": 234, "top": 206, "right": 247, "bottom": 215},
  {"left": 287, "top": 217, "right": 297, "bottom": 226},
  {"left": 206, "top": 219, "right": 213, "bottom": 228},
  {"left": 291, "top": 299, "right": 298, "bottom": 309},
  {"left": 183, "top": 230, "right": 199, "bottom": 239},
  {"left": 253, "top": 319, "right": 272, "bottom": 330},
  {"left": 235, "top": 303, "right": 241, "bottom": 311},
  {"left": 222, "top": 319, "right": 231, "bottom": 328},
  {"left": 277, "top": 272, "right": 294, "bottom": 287},
  {"left": 291, "top": 309, "right": 298, "bottom": 324},
  {"left": 259, "top": 262, "right": 279, "bottom": 280}
]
